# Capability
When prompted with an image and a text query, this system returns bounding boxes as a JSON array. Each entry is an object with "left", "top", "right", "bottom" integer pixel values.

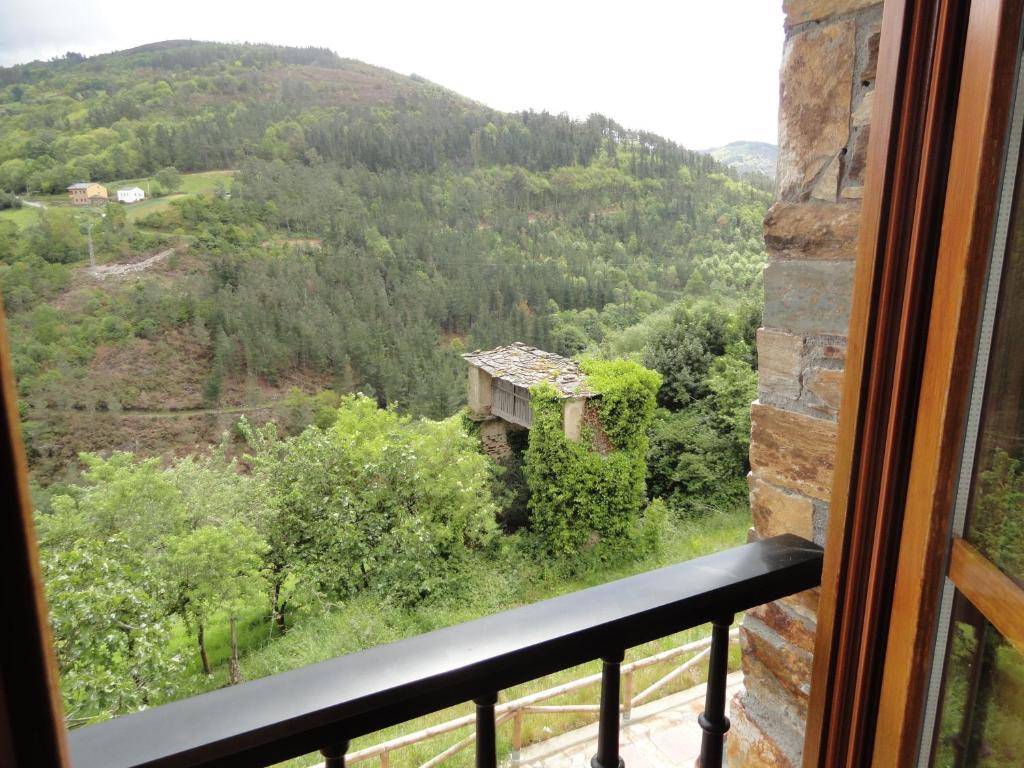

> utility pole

[
  {"left": 86, "top": 218, "right": 96, "bottom": 270},
  {"left": 84, "top": 209, "right": 106, "bottom": 272}
]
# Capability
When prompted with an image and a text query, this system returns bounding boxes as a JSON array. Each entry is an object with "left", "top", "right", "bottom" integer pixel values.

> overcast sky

[{"left": 0, "top": 0, "right": 784, "bottom": 150}]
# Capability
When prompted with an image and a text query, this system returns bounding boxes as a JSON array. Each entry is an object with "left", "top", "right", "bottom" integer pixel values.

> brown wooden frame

[
  {"left": 807, "top": 0, "right": 1024, "bottom": 764},
  {"left": 803, "top": 0, "right": 974, "bottom": 764},
  {"left": 0, "top": 297, "right": 69, "bottom": 767},
  {"left": 948, "top": 538, "right": 1024, "bottom": 655},
  {"left": 871, "top": 0, "right": 1024, "bottom": 762}
]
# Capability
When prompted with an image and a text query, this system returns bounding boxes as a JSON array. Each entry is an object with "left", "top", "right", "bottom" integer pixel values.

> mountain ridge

[{"left": 703, "top": 140, "right": 777, "bottom": 180}]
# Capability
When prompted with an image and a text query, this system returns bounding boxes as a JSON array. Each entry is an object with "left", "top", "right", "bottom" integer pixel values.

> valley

[{"left": 1, "top": 41, "right": 775, "bottom": 752}]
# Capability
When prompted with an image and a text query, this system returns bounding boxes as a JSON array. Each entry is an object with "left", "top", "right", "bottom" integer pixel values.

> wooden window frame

[
  {"left": 0, "top": 300, "right": 69, "bottom": 767},
  {"left": 806, "top": 0, "right": 1024, "bottom": 764}
]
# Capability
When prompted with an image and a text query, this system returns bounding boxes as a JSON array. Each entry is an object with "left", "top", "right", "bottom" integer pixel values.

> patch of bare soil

[{"left": 89, "top": 328, "right": 211, "bottom": 411}]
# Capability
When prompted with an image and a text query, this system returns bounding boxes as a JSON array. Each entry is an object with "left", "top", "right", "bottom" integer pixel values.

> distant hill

[{"left": 703, "top": 141, "right": 777, "bottom": 180}]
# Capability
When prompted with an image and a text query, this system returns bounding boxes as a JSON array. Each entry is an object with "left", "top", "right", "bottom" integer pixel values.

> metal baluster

[
  {"left": 592, "top": 650, "right": 625, "bottom": 768},
  {"left": 475, "top": 692, "right": 498, "bottom": 768},
  {"left": 320, "top": 739, "right": 349, "bottom": 768},
  {"left": 697, "top": 615, "right": 733, "bottom": 768}
]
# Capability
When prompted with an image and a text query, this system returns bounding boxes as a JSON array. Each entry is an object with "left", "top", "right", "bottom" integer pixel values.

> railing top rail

[{"left": 68, "top": 534, "right": 822, "bottom": 768}]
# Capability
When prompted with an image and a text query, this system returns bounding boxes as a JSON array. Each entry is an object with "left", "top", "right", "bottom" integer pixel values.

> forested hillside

[{"left": 0, "top": 40, "right": 773, "bottom": 481}]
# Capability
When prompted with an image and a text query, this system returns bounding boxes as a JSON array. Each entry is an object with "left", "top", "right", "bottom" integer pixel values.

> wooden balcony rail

[
  {"left": 491, "top": 379, "right": 533, "bottom": 428},
  {"left": 67, "top": 534, "right": 823, "bottom": 768}
]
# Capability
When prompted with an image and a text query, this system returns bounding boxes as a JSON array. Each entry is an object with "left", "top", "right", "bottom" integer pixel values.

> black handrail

[{"left": 67, "top": 534, "right": 823, "bottom": 768}]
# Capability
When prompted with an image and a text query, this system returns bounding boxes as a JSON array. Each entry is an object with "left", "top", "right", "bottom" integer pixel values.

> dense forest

[{"left": 1, "top": 41, "right": 774, "bottom": 750}]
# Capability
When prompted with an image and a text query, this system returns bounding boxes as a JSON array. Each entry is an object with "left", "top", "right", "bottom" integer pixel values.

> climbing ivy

[{"left": 523, "top": 359, "right": 661, "bottom": 560}]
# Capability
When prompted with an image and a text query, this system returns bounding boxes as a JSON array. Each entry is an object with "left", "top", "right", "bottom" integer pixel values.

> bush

[
  {"left": 243, "top": 395, "right": 499, "bottom": 606},
  {"left": 523, "top": 360, "right": 660, "bottom": 560}
]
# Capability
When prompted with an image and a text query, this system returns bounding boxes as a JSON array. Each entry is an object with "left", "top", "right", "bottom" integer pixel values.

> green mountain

[
  {"left": 0, "top": 41, "right": 773, "bottom": 479},
  {"left": 704, "top": 141, "right": 777, "bottom": 180}
]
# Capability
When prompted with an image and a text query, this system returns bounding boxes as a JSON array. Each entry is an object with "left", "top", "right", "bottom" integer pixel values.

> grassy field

[
  {"left": 123, "top": 193, "right": 187, "bottom": 221},
  {"left": 2, "top": 171, "right": 237, "bottom": 228},
  {"left": 0, "top": 206, "right": 40, "bottom": 228},
  {"left": 107, "top": 169, "right": 235, "bottom": 198},
  {"left": 164, "top": 507, "right": 751, "bottom": 768}
]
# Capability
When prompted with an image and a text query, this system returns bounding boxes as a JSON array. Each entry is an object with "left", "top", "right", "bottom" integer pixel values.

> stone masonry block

[
  {"left": 749, "top": 474, "right": 815, "bottom": 541},
  {"left": 757, "top": 328, "right": 804, "bottom": 401},
  {"left": 764, "top": 202, "right": 862, "bottom": 260},
  {"left": 778, "top": 21, "right": 855, "bottom": 201},
  {"left": 784, "top": 0, "right": 879, "bottom": 25},
  {"left": 741, "top": 615, "right": 814, "bottom": 704},
  {"left": 853, "top": 89, "right": 875, "bottom": 126},
  {"left": 844, "top": 125, "right": 871, "bottom": 185},
  {"left": 763, "top": 260, "right": 856, "bottom": 336},
  {"left": 779, "top": 587, "right": 822, "bottom": 625},
  {"left": 727, "top": 692, "right": 800, "bottom": 768},
  {"left": 750, "top": 402, "right": 838, "bottom": 500},
  {"left": 861, "top": 26, "right": 881, "bottom": 83},
  {"left": 748, "top": 599, "right": 818, "bottom": 656},
  {"left": 804, "top": 366, "right": 845, "bottom": 416},
  {"left": 735, "top": 653, "right": 809, "bottom": 765}
]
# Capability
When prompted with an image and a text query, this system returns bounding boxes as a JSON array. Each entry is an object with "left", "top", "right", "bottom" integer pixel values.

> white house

[{"left": 116, "top": 186, "right": 145, "bottom": 204}]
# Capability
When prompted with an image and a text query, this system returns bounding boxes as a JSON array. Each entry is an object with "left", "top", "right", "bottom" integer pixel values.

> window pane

[
  {"left": 931, "top": 592, "right": 1024, "bottom": 767},
  {"left": 961, "top": 136, "right": 1024, "bottom": 587}
]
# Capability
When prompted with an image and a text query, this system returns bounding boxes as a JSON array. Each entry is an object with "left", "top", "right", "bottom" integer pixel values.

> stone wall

[{"left": 727, "top": 1, "right": 882, "bottom": 765}]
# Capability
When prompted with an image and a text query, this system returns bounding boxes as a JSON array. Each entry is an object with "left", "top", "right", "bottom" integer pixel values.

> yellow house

[{"left": 66, "top": 182, "right": 107, "bottom": 205}]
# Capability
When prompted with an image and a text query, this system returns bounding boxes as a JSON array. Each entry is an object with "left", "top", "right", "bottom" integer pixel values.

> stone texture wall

[{"left": 727, "top": 1, "right": 883, "bottom": 765}]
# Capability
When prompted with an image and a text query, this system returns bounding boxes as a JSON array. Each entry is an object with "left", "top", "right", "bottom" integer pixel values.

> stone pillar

[
  {"left": 562, "top": 398, "right": 586, "bottom": 441},
  {"left": 479, "top": 418, "right": 512, "bottom": 460},
  {"left": 468, "top": 366, "right": 492, "bottom": 416},
  {"left": 727, "top": 2, "right": 882, "bottom": 766}
]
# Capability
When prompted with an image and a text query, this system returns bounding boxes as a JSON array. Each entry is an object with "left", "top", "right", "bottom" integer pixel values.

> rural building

[
  {"left": 116, "top": 186, "right": 145, "bottom": 203},
  {"left": 463, "top": 342, "right": 590, "bottom": 456},
  {"left": 66, "top": 182, "right": 107, "bottom": 205}
]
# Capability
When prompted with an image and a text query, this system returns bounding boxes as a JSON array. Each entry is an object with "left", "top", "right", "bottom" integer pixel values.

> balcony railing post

[
  {"left": 474, "top": 692, "right": 498, "bottom": 768},
  {"left": 511, "top": 709, "right": 523, "bottom": 764},
  {"left": 592, "top": 650, "right": 625, "bottom": 768},
  {"left": 320, "top": 739, "right": 350, "bottom": 768},
  {"left": 622, "top": 669, "right": 634, "bottom": 722},
  {"left": 697, "top": 615, "right": 734, "bottom": 768}
]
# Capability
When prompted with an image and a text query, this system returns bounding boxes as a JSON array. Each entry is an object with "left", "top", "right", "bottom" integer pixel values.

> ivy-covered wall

[{"left": 523, "top": 359, "right": 660, "bottom": 558}]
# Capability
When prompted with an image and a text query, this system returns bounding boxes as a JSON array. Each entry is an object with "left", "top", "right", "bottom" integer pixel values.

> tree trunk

[
  {"left": 228, "top": 617, "right": 242, "bottom": 685},
  {"left": 198, "top": 622, "right": 211, "bottom": 676},
  {"left": 272, "top": 580, "right": 287, "bottom": 634}
]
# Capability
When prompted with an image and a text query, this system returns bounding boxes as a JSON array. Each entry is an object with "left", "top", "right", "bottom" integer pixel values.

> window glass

[
  {"left": 960, "top": 115, "right": 1024, "bottom": 588},
  {"left": 931, "top": 592, "right": 1024, "bottom": 767}
]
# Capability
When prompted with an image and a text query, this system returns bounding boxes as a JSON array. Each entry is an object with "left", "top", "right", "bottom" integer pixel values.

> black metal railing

[{"left": 67, "top": 534, "right": 823, "bottom": 768}]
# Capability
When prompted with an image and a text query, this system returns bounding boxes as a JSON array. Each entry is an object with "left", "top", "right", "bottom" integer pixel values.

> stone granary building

[{"left": 463, "top": 342, "right": 591, "bottom": 457}]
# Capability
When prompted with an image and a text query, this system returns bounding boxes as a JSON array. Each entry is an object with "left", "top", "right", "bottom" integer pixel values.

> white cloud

[{"left": 0, "top": 0, "right": 784, "bottom": 149}]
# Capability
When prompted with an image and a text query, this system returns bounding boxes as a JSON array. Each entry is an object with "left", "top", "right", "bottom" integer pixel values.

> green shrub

[{"left": 523, "top": 359, "right": 660, "bottom": 561}]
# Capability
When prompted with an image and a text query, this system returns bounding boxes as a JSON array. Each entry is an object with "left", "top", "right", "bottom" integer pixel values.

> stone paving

[{"left": 509, "top": 673, "right": 743, "bottom": 768}]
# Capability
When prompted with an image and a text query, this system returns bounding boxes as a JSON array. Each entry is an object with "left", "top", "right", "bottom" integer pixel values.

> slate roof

[
  {"left": 67, "top": 182, "right": 94, "bottom": 190},
  {"left": 463, "top": 342, "right": 590, "bottom": 398}
]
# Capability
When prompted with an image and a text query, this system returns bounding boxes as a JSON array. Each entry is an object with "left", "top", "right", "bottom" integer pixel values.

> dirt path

[{"left": 90, "top": 247, "right": 176, "bottom": 280}]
